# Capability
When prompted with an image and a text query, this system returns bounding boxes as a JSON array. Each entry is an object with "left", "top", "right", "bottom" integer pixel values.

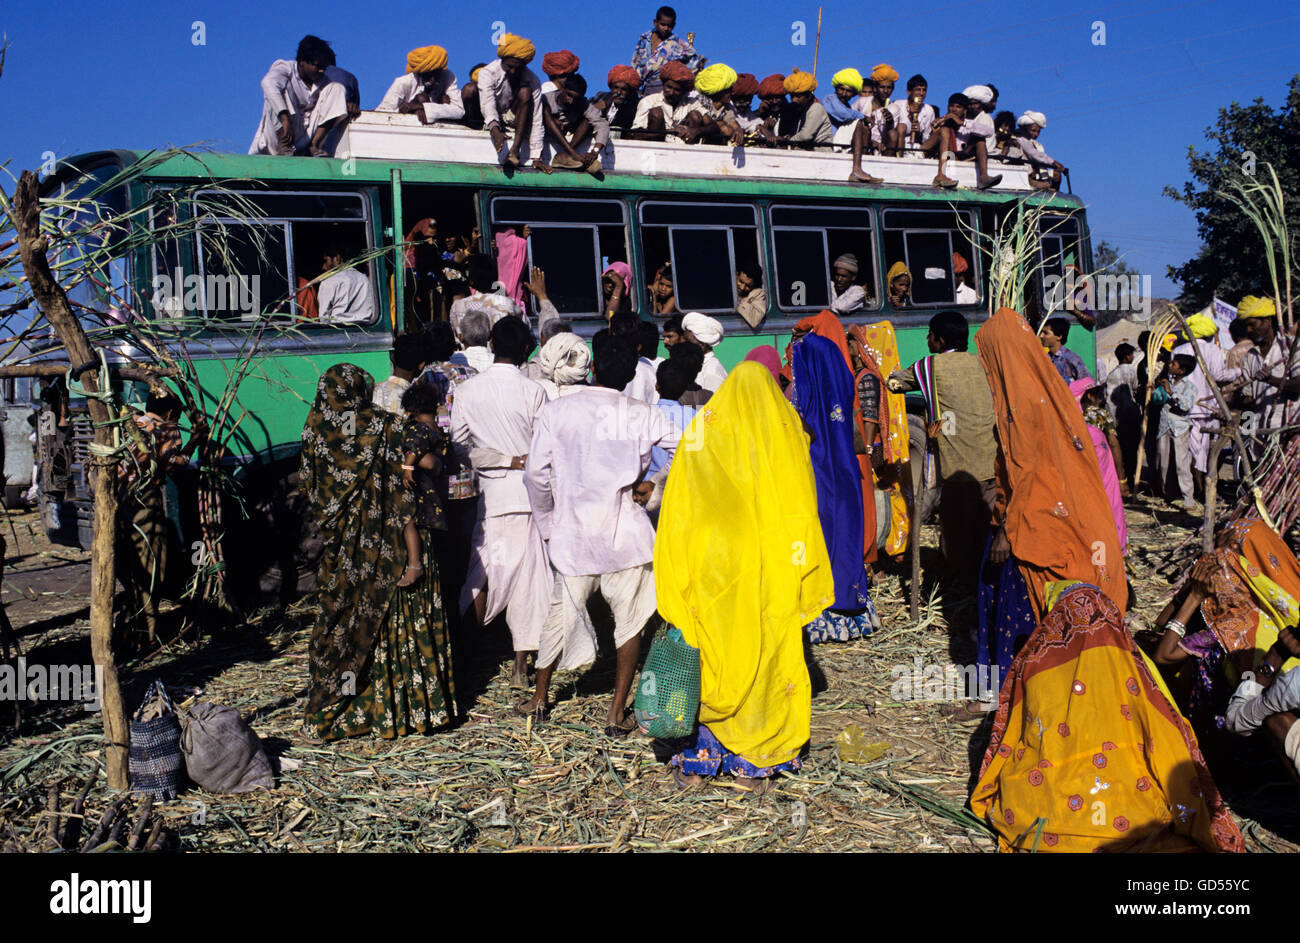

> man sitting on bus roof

[
  {"left": 249, "top": 35, "right": 350, "bottom": 157},
  {"left": 541, "top": 74, "right": 609, "bottom": 174},
  {"left": 377, "top": 46, "right": 466, "bottom": 125},
  {"left": 593, "top": 66, "right": 641, "bottom": 133},
  {"left": 730, "top": 73, "right": 764, "bottom": 136},
  {"left": 628, "top": 61, "right": 700, "bottom": 141},
  {"left": 776, "top": 70, "right": 832, "bottom": 148},
  {"left": 318, "top": 244, "right": 374, "bottom": 324},
  {"left": 680, "top": 64, "right": 743, "bottom": 146},
  {"left": 824, "top": 68, "right": 865, "bottom": 147},
  {"left": 883, "top": 74, "right": 939, "bottom": 157},
  {"left": 853, "top": 63, "right": 896, "bottom": 123},
  {"left": 752, "top": 74, "right": 787, "bottom": 146},
  {"left": 1017, "top": 111, "right": 1067, "bottom": 191},
  {"left": 466, "top": 34, "right": 547, "bottom": 171},
  {"left": 954, "top": 85, "right": 1002, "bottom": 190},
  {"left": 322, "top": 45, "right": 361, "bottom": 120}
]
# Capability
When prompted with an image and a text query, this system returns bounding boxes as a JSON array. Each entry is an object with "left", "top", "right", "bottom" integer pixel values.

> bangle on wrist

[
  {"left": 1165, "top": 619, "right": 1186, "bottom": 638},
  {"left": 401, "top": 464, "right": 415, "bottom": 470},
  {"left": 1256, "top": 661, "right": 1278, "bottom": 679}
]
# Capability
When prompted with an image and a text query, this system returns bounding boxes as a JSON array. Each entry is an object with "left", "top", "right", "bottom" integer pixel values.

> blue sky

[{"left": 3, "top": 0, "right": 1297, "bottom": 296}]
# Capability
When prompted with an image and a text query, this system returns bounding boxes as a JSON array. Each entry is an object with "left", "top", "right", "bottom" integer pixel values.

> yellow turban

[
  {"left": 783, "top": 68, "right": 817, "bottom": 94},
  {"left": 406, "top": 45, "right": 448, "bottom": 73},
  {"left": 1161, "top": 333, "right": 1177, "bottom": 352},
  {"left": 870, "top": 62, "right": 899, "bottom": 83},
  {"left": 831, "top": 67, "right": 863, "bottom": 92},
  {"left": 1238, "top": 295, "right": 1277, "bottom": 319},
  {"left": 1184, "top": 312, "right": 1218, "bottom": 339},
  {"left": 888, "top": 261, "right": 911, "bottom": 282},
  {"left": 695, "top": 63, "right": 738, "bottom": 96},
  {"left": 496, "top": 33, "right": 536, "bottom": 63}
]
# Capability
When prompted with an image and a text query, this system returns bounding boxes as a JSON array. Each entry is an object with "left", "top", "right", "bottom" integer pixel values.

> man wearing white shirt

[
  {"left": 830, "top": 254, "right": 868, "bottom": 314},
  {"left": 518, "top": 336, "right": 681, "bottom": 733},
  {"left": 317, "top": 247, "right": 373, "bottom": 324},
  {"left": 467, "top": 34, "right": 548, "bottom": 170},
  {"left": 451, "top": 317, "right": 552, "bottom": 687},
  {"left": 953, "top": 85, "right": 1002, "bottom": 190},
  {"left": 1172, "top": 323, "right": 1240, "bottom": 493},
  {"left": 628, "top": 61, "right": 701, "bottom": 141},
  {"left": 451, "top": 310, "right": 494, "bottom": 374},
  {"left": 376, "top": 45, "right": 465, "bottom": 124},
  {"left": 610, "top": 316, "right": 660, "bottom": 404},
  {"left": 249, "top": 36, "right": 349, "bottom": 157},
  {"left": 449, "top": 256, "right": 524, "bottom": 337},
  {"left": 1226, "top": 626, "right": 1300, "bottom": 782},
  {"left": 681, "top": 312, "right": 728, "bottom": 393}
]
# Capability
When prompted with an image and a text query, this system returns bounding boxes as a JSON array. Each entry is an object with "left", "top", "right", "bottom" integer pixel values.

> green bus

[{"left": 34, "top": 123, "right": 1092, "bottom": 598}]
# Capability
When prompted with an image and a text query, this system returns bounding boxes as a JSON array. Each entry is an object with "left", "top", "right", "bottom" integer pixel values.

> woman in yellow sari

[
  {"left": 971, "top": 581, "right": 1243, "bottom": 852},
  {"left": 848, "top": 321, "right": 911, "bottom": 558},
  {"left": 654, "top": 362, "right": 835, "bottom": 792}
]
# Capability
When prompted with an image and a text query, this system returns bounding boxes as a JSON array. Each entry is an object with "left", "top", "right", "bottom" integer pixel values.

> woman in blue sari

[{"left": 789, "top": 332, "right": 879, "bottom": 642}]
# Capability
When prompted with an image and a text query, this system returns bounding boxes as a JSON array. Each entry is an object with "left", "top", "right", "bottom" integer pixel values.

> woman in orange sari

[
  {"left": 975, "top": 307, "right": 1126, "bottom": 619},
  {"left": 970, "top": 581, "right": 1243, "bottom": 852}
]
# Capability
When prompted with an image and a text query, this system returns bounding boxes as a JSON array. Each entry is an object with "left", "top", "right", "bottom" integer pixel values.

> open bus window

[
  {"left": 640, "top": 202, "right": 759, "bottom": 315},
  {"left": 197, "top": 221, "right": 291, "bottom": 321},
  {"left": 399, "top": 189, "right": 480, "bottom": 329},
  {"left": 881, "top": 208, "right": 978, "bottom": 308},
  {"left": 490, "top": 197, "right": 628, "bottom": 318},
  {"left": 45, "top": 166, "right": 131, "bottom": 325},
  {"left": 769, "top": 205, "right": 876, "bottom": 313}
]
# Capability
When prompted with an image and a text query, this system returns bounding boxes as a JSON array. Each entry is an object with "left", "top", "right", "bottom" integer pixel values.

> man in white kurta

[
  {"left": 249, "top": 38, "right": 349, "bottom": 156},
  {"left": 450, "top": 317, "right": 552, "bottom": 685},
  {"left": 376, "top": 46, "right": 465, "bottom": 124},
  {"left": 518, "top": 336, "right": 681, "bottom": 733},
  {"left": 681, "top": 312, "right": 728, "bottom": 393},
  {"left": 1172, "top": 320, "right": 1240, "bottom": 481},
  {"left": 317, "top": 250, "right": 374, "bottom": 324}
]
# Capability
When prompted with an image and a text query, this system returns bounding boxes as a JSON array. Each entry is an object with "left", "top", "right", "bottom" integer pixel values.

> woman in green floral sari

[{"left": 299, "top": 364, "right": 458, "bottom": 740}]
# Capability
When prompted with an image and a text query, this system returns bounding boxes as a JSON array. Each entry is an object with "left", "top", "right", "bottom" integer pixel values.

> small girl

[{"left": 397, "top": 382, "right": 450, "bottom": 587}]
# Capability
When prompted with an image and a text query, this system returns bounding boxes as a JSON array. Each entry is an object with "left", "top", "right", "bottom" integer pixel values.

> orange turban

[
  {"left": 406, "top": 46, "right": 448, "bottom": 73},
  {"left": 496, "top": 34, "right": 535, "bottom": 63},
  {"left": 733, "top": 72, "right": 759, "bottom": 98},
  {"left": 783, "top": 68, "right": 817, "bottom": 94},
  {"left": 659, "top": 60, "right": 695, "bottom": 84},
  {"left": 542, "top": 49, "right": 579, "bottom": 77},
  {"left": 758, "top": 73, "right": 787, "bottom": 97},
  {"left": 952, "top": 252, "right": 969, "bottom": 274},
  {"left": 870, "top": 62, "right": 899, "bottom": 83},
  {"left": 607, "top": 64, "right": 641, "bottom": 88}
]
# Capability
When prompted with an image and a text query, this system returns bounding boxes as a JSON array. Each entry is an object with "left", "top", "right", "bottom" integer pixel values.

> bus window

[
  {"left": 1038, "top": 214, "right": 1083, "bottom": 281},
  {"left": 490, "top": 197, "right": 628, "bottom": 318},
  {"left": 194, "top": 190, "right": 373, "bottom": 324},
  {"left": 769, "top": 205, "right": 876, "bottom": 312},
  {"left": 640, "top": 202, "right": 759, "bottom": 315},
  {"left": 46, "top": 167, "right": 131, "bottom": 322},
  {"left": 881, "top": 208, "right": 978, "bottom": 308},
  {"left": 399, "top": 189, "right": 479, "bottom": 328}
]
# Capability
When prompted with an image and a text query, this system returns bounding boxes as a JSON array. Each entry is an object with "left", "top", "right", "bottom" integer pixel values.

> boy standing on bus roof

[
  {"left": 249, "top": 35, "right": 349, "bottom": 157},
  {"left": 466, "top": 34, "right": 548, "bottom": 171},
  {"left": 377, "top": 46, "right": 466, "bottom": 125}
]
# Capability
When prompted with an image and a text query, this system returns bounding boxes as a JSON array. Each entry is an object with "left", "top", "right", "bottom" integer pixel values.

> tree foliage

[{"left": 1163, "top": 75, "right": 1300, "bottom": 308}]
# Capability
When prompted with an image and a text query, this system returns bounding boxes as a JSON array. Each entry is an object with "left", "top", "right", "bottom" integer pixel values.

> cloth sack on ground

[{"left": 179, "top": 702, "right": 274, "bottom": 794}]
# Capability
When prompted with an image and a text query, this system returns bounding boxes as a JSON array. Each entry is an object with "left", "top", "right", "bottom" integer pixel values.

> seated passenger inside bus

[
  {"left": 318, "top": 242, "right": 374, "bottom": 324},
  {"left": 541, "top": 73, "right": 609, "bottom": 174},
  {"left": 831, "top": 254, "right": 869, "bottom": 314},
  {"left": 376, "top": 46, "right": 466, "bottom": 125},
  {"left": 953, "top": 252, "right": 978, "bottom": 305}
]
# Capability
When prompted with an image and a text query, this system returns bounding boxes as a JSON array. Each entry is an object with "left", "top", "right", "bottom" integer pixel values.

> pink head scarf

[
  {"left": 495, "top": 228, "right": 528, "bottom": 306},
  {"left": 744, "top": 345, "right": 782, "bottom": 382},
  {"left": 602, "top": 261, "right": 634, "bottom": 301}
]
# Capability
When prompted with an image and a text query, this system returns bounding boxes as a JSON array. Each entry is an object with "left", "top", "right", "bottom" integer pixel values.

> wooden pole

[
  {"left": 0, "top": 363, "right": 173, "bottom": 381},
  {"left": 6, "top": 171, "right": 130, "bottom": 789},
  {"left": 909, "top": 483, "right": 922, "bottom": 622},
  {"left": 1203, "top": 434, "right": 1228, "bottom": 554},
  {"left": 812, "top": 7, "right": 823, "bottom": 81}
]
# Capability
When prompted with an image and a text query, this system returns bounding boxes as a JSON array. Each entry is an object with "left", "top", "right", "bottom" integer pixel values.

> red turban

[
  {"left": 952, "top": 252, "right": 969, "bottom": 274},
  {"left": 659, "top": 61, "right": 695, "bottom": 84},
  {"left": 757, "top": 73, "right": 787, "bottom": 97},
  {"left": 607, "top": 64, "right": 641, "bottom": 89},
  {"left": 733, "top": 72, "right": 759, "bottom": 98},
  {"left": 542, "top": 50, "right": 579, "bottom": 77}
]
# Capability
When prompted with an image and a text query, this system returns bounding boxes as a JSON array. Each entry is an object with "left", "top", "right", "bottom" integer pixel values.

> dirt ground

[{"left": 1, "top": 500, "right": 1298, "bottom": 853}]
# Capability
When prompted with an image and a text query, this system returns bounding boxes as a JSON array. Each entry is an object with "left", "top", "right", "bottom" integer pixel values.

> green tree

[
  {"left": 1093, "top": 240, "right": 1133, "bottom": 277},
  {"left": 1163, "top": 75, "right": 1300, "bottom": 308}
]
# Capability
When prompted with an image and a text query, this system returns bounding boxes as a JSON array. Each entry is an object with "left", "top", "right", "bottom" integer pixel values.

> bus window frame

[
  {"left": 489, "top": 194, "right": 630, "bottom": 319},
  {"left": 767, "top": 202, "right": 879, "bottom": 315},
  {"left": 880, "top": 206, "right": 977, "bottom": 310},
  {"left": 637, "top": 199, "right": 760, "bottom": 316},
  {"left": 191, "top": 188, "right": 375, "bottom": 327}
]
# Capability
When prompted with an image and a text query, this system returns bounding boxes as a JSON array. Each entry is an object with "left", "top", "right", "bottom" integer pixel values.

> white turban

[
  {"left": 962, "top": 85, "right": 993, "bottom": 104},
  {"left": 537, "top": 333, "right": 590, "bottom": 386},
  {"left": 681, "top": 312, "right": 724, "bottom": 347},
  {"left": 1017, "top": 110, "right": 1046, "bottom": 128}
]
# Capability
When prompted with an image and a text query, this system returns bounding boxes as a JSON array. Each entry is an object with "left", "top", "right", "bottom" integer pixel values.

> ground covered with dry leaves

[{"left": 2, "top": 500, "right": 1298, "bottom": 853}]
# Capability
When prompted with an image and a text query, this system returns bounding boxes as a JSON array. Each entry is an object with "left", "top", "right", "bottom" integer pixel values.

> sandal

[
  {"left": 604, "top": 710, "right": 638, "bottom": 739},
  {"left": 514, "top": 702, "right": 549, "bottom": 724},
  {"left": 396, "top": 565, "right": 424, "bottom": 588},
  {"left": 932, "top": 174, "right": 958, "bottom": 189}
]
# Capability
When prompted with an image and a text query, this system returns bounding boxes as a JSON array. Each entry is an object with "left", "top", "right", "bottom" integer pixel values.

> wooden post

[
  {"left": 6, "top": 171, "right": 130, "bottom": 788},
  {"left": 812, "top": 7, "right": 823, "bottom": 81},
  {"left": 909, "top": 485, "right": 922, "bottom": 622},
  {"left": 1203, "top": 434, "right": 1227, "bottom": 554}
]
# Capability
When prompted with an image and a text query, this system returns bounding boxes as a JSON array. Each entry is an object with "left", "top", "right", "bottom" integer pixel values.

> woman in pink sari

[
  {"left": 1069, "top": 377, "right": 1128, "bottom": 555},
  {"left": 495, "top": 228, "right": 529, "bottom": 306}
]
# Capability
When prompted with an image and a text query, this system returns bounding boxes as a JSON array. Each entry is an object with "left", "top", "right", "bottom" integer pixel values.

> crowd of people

[
  {"left": 291, "top": 267, "right": 1296, "bottom": 849},
  {"left": 251, "top": 15, "right": 1069, "bottom": 190}
]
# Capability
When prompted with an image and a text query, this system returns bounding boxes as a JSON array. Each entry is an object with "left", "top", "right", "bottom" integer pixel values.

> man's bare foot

[
  {"left": 932, "top": 174, "right": 957, "bottom": 189},
  {"left": 396, "top": 565, "right": 424, "bottom": 588},
  {"left": 673, "top": 768, "right": 704, "bottom": 790},
  {"left": 514, "top": 698, "right": 548, "bottom": 722},
  {"left": 510, "top": 654, "right": 530, "bottom": 690},
  {"left": 734, "top": 776, "right": 774, "bottom": 795},
  {"left": 503, "top": 152, "right": 521, "bottom": 168},
  {"left": 849, "top": 168, "right": 883, "bottom": 184},
  {"left": 940, "top": 701, "right": 992, "bottom": 722}
]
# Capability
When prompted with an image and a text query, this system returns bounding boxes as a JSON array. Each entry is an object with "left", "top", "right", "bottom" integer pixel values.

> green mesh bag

[{"left": 634, "top": 622, "right": 701, "bottom": 739}]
